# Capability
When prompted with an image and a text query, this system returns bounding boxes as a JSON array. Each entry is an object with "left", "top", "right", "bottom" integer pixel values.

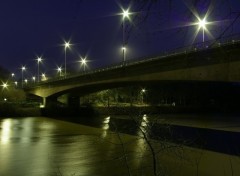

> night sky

[{"left": 0, "top": 0, "right": 240, "bottom": 79}]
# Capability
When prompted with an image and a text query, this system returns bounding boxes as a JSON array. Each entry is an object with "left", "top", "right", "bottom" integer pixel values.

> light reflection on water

[
  {"left": 101, "top": 116, "right": 111, "bottom": 138},
  {"left": 1, "top": 119, "right": 11, "bottom": 144},
  {"left": 0, "top": 116, "right": 238, "bottom": 176},
  {"left": 138, "top": 114, "right": 149, "bottom": 136},
  {"left": 0, "top": 117, "right": 148, "bottom": 176}
]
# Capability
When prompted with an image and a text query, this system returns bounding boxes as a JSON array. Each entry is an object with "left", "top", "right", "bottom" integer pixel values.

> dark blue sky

[{"left": 0, "top": 0, "right": 240, "bottom": 79}]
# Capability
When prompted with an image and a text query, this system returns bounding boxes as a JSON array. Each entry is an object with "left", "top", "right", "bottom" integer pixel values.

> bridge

[{"left": 25, "top": 39, "right": 240, "bottom": 107}]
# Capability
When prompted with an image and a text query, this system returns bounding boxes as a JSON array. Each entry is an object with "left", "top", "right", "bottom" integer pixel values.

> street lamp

[
  {"left": 80, "top": 57, "right": 88, "bottom": 71},
  {"left": 122, "top": 47, "right": 126, "bottom": 63},
  {"left": 41, "top": 73, "right": 47, "bottom": 81},
  {"left": 57, "top": 66, "right": 62, "bottom": 77},
  {"left": 1, "top": 82, "right": 8, "bottom": 102},
  {"left": 141, "top": 88, "right": 146, "bottom": 104},
  {"left": 197, "top": 17, "right": 208, "bottom": 42},
  {"left": 64, "top": 41, "right": 71, "bottom": 78},
  {"left": 32, "top": 76, "right": 36, "bottom": 83},
  {"left": 121, "top": 8, "right": 131, "bottom": 65},
  {"left": 21, "top": 66, "right": 26, "bottom": 88},
  {"left": 36, "top": 57, "right": 42, "bottom": 82},
  {"left": 1, "top": 82, "right": 8, "bottom": 89}
]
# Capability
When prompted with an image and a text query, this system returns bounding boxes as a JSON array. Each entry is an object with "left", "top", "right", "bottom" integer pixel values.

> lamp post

[
  {"left": 197, "top": 17, "right": 208, "bottom": 43},
  {"left": 21, "top": 66, "right": 26, "bottom": 88},
  {"left": 122, "top": 47, "right": 126, "bottom": 64},
  {"left": 1, "top": 82, "right": 8, "bottom": 101},
  {"left": 41, "top": 73, "right": 46, "bottom": 81},
  {"left": 2, "top": 82, "right": 8, "bottom": 89},
  {"left": 11, "top": 73, "right": 15, "bottom": 82},
  {"left": 64, "top": 42, "right": 70, "bottom": 78},
  {"left": 80, "top": 57, "right": 88, "bottom": 71},
  {"left": 57, "top": 67, "right": 62, "bottom": 77},
  {"left": 141, "top": 88, "right": 146, "bottom": 104},
  {"left": 32, "top": 76, "right": 36, "bottom": 83},
  {"left": 37, "top": 57, "right": 42, "bottom": 82},
  {"left": 122, "top": 9, "right": 131, "bottom": 65}
]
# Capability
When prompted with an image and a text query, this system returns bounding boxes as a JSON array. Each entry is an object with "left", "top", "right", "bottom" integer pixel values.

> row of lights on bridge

[{"left": 4, "top": 7, "right": 211, "bottom": 89}]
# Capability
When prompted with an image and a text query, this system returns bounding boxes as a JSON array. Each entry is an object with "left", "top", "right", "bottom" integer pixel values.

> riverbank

[
  {"left": 0, "top": 103, "right": 41, "bottom": 117},
  {"left": 41, "top": 105, "right": 238, "bottom": 118},
  {"left": 1, "top": 104, "right": 239, "bottom": 118}
]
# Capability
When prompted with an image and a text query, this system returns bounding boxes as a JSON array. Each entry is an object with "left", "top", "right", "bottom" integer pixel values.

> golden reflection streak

[
  {"left": 101, "top": 116, "right": 111, "bottom": 138},
  {"left": 1, "top": 119, "right": 11, "bottom": 144}
]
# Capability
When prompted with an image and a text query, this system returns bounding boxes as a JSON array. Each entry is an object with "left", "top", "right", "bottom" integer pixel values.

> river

[{"left": 0, "top": 115, "right": 240, "bottom": 176}]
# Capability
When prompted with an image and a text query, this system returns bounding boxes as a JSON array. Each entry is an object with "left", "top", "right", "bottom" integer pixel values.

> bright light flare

[
  {"left": 1, "top": 82, "right": 8, "bottom": 89},
  {"left": 37, "top": 57, "right": 42, "bottom": 63},
  {"left": 122, "top": 9, "right": 130, "bottom": 19},
  {"left": 79, "top": 57, "right": 89, "bottom": 71},
  {"left": 81, "top": 58, "right": 87, "bottom": 65},
  {"left": 64, "top": 42, "right": 70, "bottom": 48},
  {"left": 57, "top": 66, "right": 62, "bottom": 76},
  {"left": 57, "top": 67, "right": 62, "bottom": 72},
  {"left": 198, "top": 18, "right": 208, "bottom": 29},
  {"left": 21, "top": 66, "right": 26, "bottom": 71}
]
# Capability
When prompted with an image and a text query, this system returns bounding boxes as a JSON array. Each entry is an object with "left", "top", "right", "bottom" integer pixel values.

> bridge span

[{"left": 25, "top": 40, "right": 240, "bottom": 107}]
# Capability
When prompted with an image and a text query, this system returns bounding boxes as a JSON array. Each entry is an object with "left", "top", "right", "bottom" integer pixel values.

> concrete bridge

[{"left": 25, "top": 40, "right": 240, "bottom": 107}]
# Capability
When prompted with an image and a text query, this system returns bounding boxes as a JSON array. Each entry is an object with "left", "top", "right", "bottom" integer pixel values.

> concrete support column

[
  {"left": 42, "top": 97, "right": 46, "bottom": 108},
  {"left": 42, "top": 96, "right": 58, "bottom": 108}
]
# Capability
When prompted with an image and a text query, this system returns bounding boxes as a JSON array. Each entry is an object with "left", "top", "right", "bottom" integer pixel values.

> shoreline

[{"left": 1, "top": 105, "right": 240, "bottom": 118}]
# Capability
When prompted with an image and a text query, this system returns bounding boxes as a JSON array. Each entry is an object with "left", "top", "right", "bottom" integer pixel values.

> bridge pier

[
  {"left": 42, "top": 94, "right": 81, "bottom": 108},
  {"left": 42, "top": 97, "right": 58, "bottom": 108}
]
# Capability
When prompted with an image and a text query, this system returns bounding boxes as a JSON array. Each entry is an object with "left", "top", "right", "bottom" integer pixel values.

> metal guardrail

[{"left": 27, "top": 33, "right": 240, "bottom": 87}]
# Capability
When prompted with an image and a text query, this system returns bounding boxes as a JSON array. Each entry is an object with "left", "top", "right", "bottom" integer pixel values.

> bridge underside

[{"left": 28, "top": 80, "right": 240, "bottom": 110}]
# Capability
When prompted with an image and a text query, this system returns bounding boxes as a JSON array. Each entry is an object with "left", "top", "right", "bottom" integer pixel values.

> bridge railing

[
  {"left": 126, "top": 32, "right": 240, "bottom": 65},
  {"left": 27, "top": 33, "right": 240, "bottom": 87}
]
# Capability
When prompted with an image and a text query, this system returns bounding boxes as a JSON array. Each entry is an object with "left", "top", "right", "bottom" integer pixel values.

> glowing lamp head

[
  {"left": 57, "top": 67, "right": 62, "bottom": 72},
  {"left": 81, "top": 58, "right": 86, "bottom": 65},
  {"left": 2, "top": 83, "right": 8, "bottom": 88},
  {"left": 65, "top": 42, "right": 70, "bottom": 48},
  {"left": 123, "top": 9, "right": 129, "bottom": 18},
  {"left": 21, "top": 66, "right": 26, "bottom": 71},
  {"left": 37, "top": 57, "right": 42, "bottom": 63},
  {"left": 198, "top": 18, "right": 207, "bottom": 29}
]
